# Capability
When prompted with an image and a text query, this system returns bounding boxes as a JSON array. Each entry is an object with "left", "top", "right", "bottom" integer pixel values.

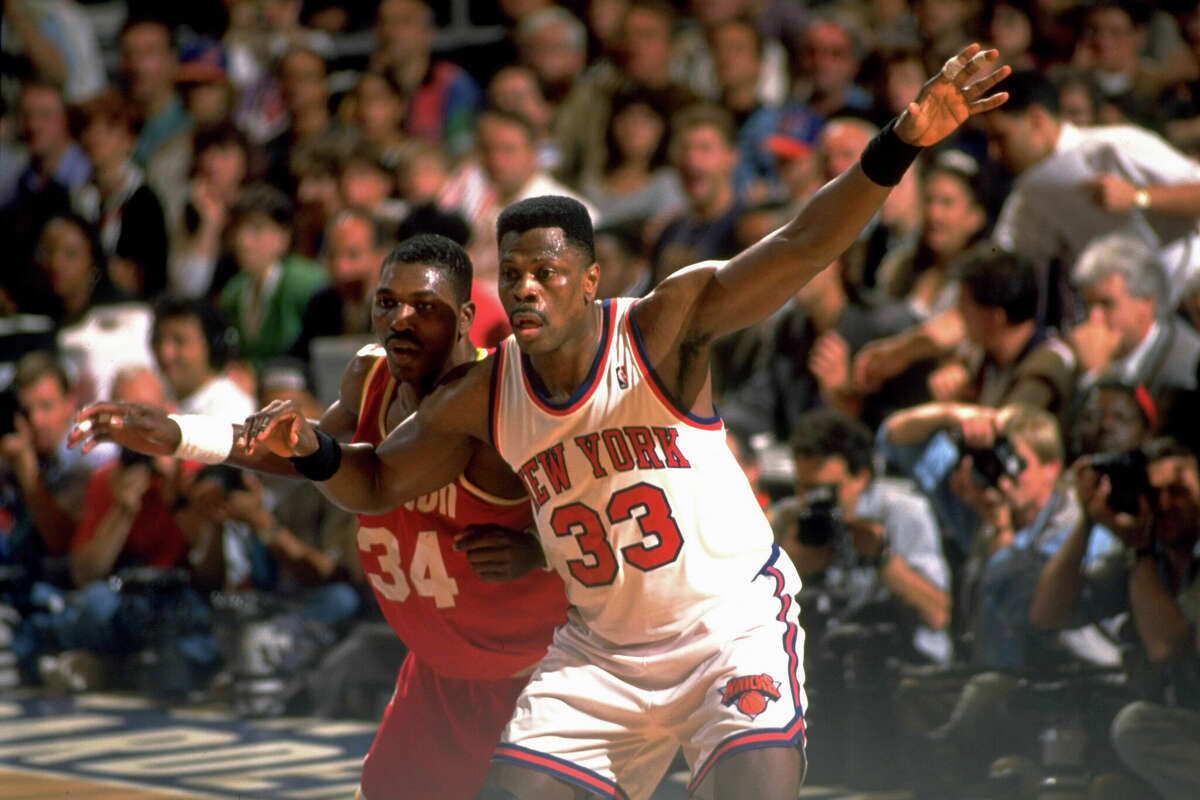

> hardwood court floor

[{"left": 0, "top": 765, "right": 210, "bottom": 799}]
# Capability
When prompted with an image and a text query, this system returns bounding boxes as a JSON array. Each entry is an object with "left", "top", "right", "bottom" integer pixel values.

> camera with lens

[
  {"left": 796, "top": 483, "right": 844, "bottom": 547},
  {"left": 962, "top": 433, "right": 1027, "bottom": 487},
  {"left": 1087, "top": 449, "right": 1150, "bottom": 515}
]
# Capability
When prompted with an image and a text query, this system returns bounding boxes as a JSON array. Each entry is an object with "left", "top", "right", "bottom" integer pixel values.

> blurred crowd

[{"left": 3, "top": 0, "right": 1200, "bottom": 797}]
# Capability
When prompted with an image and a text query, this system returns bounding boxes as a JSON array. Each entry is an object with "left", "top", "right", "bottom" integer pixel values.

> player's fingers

[
  {"left": 964, "top": 64, "right": 1011, "bottom": 99},
  {"left": 969, "top": 92, "right": 1010, "bottom": 114},
  {"left": 940, "top": 43, "right": 982, "bottom": 83}
]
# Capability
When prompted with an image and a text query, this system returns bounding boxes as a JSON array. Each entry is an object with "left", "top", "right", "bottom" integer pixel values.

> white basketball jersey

[{"left": 490, "top": 298, "right": 780, "bottom": 646}]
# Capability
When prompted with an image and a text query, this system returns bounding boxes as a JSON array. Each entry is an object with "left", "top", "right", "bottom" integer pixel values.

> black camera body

[
  {"left": 1088, "top": 449, "right": 1150, "bottom": 515},
  {"left": 796, "top": 483, "right": 844, "bottom": 548},
  {"left": 962, "top": 434, "right": 1027, "bottom": 487}
]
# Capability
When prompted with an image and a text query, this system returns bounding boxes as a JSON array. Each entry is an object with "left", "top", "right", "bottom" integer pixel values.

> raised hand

[
  {"left": 895, "top": 43, "right": 1011, "bottom": 147},
  {"left": 238, "top": 399, "right": 319, "bottom": 458},
  {"left": 70, "top": 402, "right": 182, "bottom": 456}
]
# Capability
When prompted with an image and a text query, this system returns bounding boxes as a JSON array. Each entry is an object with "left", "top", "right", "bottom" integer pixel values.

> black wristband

[
  {"left": 860, "top": 118, "right": 924, "bottom": 187},
  {"left": 873, "top": 541, "right": 894, "bottom": 569},
  {"left": 289, "top": 428, "right": 342, "bottom": 481}
]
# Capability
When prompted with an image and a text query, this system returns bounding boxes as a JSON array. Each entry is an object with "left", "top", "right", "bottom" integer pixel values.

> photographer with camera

[
  {"left": 883, "top": 401, "right": 1114, "bottom": 667},
  {"left": 21, "top": 365, "right": 225, "bottom": 692},
  {"left": 1031, "top": 437, "right": 1200, "bottom": 799},
  {"left": 773, "top": 409, "right": 951, "bottom": 665}
]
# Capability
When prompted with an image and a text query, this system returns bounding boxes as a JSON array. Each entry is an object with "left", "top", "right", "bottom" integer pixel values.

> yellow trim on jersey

[
  {"left": 356, "top": 354, "right": 389, "bottom": 421},
  {"left": 459, "top": 475, "right": 529, "bottom": 506}
]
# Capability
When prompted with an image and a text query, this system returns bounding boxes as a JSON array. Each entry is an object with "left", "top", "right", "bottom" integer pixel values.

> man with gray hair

[
  {"left": 1071, "top": 232, "right": 1200, "bottom": 397},
  {"left": 515, "top": 6, "right": 588, "bottom": 104}
]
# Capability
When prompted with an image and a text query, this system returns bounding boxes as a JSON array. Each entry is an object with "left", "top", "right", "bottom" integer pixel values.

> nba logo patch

[
  {"left": 615, "top": 365, "right": 629, "bottom": 390},
  {"left": 719, "top": 673, "right": 781, "bottom": 719}
]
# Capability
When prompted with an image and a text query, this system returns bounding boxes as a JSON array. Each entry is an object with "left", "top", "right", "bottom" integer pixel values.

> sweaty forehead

[
  {"left": 499, "top": 227, "right": 583, "bottom": 263},
  {"left": 378, "top": 261, "right": 456, "bottom": 300}
]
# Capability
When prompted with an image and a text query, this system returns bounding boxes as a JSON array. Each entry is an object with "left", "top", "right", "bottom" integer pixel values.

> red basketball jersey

[{"left": 352, "top": 351, "right": 567, "bottom": 680}]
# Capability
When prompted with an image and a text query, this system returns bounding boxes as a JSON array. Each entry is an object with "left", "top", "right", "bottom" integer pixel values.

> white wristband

[{"left": 168, "top": 413, "right": 234, "bottom": 464}]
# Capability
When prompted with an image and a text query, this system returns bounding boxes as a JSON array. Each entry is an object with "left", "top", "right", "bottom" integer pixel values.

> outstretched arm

[
  {"left": 644, "top": 45, "right": 1009, "bottom": 347},
  {"left": 239, "top": 364, "right": 490, "bottom": 515}
]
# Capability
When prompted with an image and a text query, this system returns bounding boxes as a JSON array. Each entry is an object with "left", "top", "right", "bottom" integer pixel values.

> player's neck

[{"left": 524, "top": 301, "right": 605, "bottom": 403}]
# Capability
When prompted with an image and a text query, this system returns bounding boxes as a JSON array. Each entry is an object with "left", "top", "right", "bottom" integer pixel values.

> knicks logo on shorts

[
  {"left": 719, "top": 673, "right": 782, "bottom": 719},
  {"left": 615, "top": 365, "right": 629, "bottom": 390}
]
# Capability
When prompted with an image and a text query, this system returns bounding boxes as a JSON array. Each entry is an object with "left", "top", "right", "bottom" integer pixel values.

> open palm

[{"left": 896, "top": 44, "right": 1011, "bottom": 147}]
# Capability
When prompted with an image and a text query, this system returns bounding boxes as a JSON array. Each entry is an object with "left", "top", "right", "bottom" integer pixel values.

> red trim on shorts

[
  {"left": 493, "top": 743, "right": 631, "bottom": 800},
  {"left": 624, "top": 300, "right": 723, "bottom": 431},
  {"left": 687, "top": 545, "right": 807, "bottom": 794}
]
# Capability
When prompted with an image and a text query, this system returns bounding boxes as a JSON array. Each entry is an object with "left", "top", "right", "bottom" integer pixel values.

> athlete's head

[
  {"left": 496, "top": 195, "right": 598, "bottom": 355},
  {"left": 373, "top": 234, "right": 475, "bottom": 388}
]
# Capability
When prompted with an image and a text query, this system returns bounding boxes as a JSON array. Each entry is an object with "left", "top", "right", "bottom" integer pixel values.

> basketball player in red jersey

[
  {"left": 221, "top": 45, "right": 1009, "bottom": 800},
  {"left": 70, "top": 234, "right": 569, "bottom": 800}
]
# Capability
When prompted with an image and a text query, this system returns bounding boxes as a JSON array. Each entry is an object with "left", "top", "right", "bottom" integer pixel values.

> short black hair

[
  {"left": 151, "top": 296, "right": 238, "bottom": 370},
  {"left": 954, "top": 242, "right": 1040, "bottom": 324},
  {"left": 120, "top": 15, "right": 176, "bottom": 51},
  {"left": 231, "top": 182, "right": 294, "bottom": 231},
  {"left": 193, "top": 120, "right": 248, "bottom": 161},
  {"left": 383, "top": 234, "right": 473, "bottom": 306},
  {"left": 1142, "top": 436, "right": 1196, "bottom": 463},
  {"left": 790, "top": 408, "right": 875, "bottom": 476},
  {"left": 996, "top": 69, "right": 1059, "bottom": 115},
  {"left": 496, "top": 195, "right": 595, "bottom": 263}
]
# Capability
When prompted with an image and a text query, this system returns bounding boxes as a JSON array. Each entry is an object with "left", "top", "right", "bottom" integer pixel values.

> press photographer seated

[{"left": 770, "top": 409, "right": 952, "bottom": 666}]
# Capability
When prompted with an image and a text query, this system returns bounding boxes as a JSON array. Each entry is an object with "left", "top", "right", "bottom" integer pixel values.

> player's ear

[
  {"left": 457, "top": 300, "right": 476, "bottom": 339},
  {"left": 583, "top": 261, "right": 599, "bottom": 304}
]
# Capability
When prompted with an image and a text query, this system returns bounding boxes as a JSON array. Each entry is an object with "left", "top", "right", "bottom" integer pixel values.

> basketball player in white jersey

[{"left": 234, "top": 44, "right": 1010, "bottom": 800}]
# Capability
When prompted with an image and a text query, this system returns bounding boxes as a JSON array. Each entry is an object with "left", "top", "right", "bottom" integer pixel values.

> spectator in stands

[
  {"left": 1072, "top": 2, "right": 1168, "bottom": 112},
  {"left": 176, "top": 39, "right": 235, "bottom": 128},
  {"left": 1070, "top": 233, "right": 1200, "bottom": 398},
  {"left": 371, "top": 0, "right": 481, "bottom": 160},
  {"left": 761, "top": 107, "right": 825, "bottom": 212},
  {"left": 861, "top": 245, "right": 1078, "bottom": 424},
  {"left": 171, "top": 122, "right": 251, "bottom": 299},
  {"left": 792, "top": 10, "right": 873, "bottom": 120},
  {"left": 151, "top": 296, "right": 256, "bottom": 423},
  {"left": 469, "top": 108, "right": 598, "bottom": 283},
  {"left": 987, "top": 69, "right": 1200, "bottom": 309},
  {"left": 32, "top": 212, "right": 129, "bottom": 326},
  {"left": 1067, "top": 379, "right": 1156, "bottom": 462},
  {"left": 651, "top": 104, "right": 741, "bottom": 282},
  {"left": 0, "top": 0, "right": 105, "bottom": 103},
  {"left": 0, "top": 80, "right": 88, "bottom": 311},
  {"left": 594, "top": 223, "right": 652, "bottom": 300},
  {"left": 218, "top": 183, "right": 328, "bottom": 370},
  {"left": 885, "top": 403, "right": 1102, "bottom": 664},
  {"left": 488, "top": 66, "right": 561, "bottom": 174},
  {"left": 709, "top": 15, "right": 784, "bottom": 201},
  {"left": 514, "top": 6, "right": 588, "bottom": 107},
  {"left": 289, "top": 208, "right": 390, "bottom": 362},
  {"left": 985, "top": 0, "right": 1039, "bottom": 72},
  {"left": 119, "top": 17, "right": 192, "bottom": 234},
  {"left": 775, "top": 409, "right": 952, "bottom": 665},
  {"left": 70, "top": 88, "right": 169, "bottom": 300},
  {"left": 722, "top": 252, "right": 926, "bottom": 444},
  {"left": 1, "top": 351, "right": 114, "bottom": 576},
  {"left": 337, "top": 142, "right": 405, "bottom": 226},
  {"left": 554, "top": 0, "right": 697, "bottom": 184},
  {"left": 671, "top": 0, "right": 789, "bottom": 107},
  {"left": 580, "top": 84, "right": 684, "bottom": 228},
  {"left": 877, "top": 150, "right": 989, "bottom": 320},
  {"left": 265, "top": 47, "right": 341, "bottom": 193},
  {"left": 1031, "top": 436, "right": 1200, "bottom": 799},
  {"left": 290, "top": 140, "right": 344, "bottom": 260},
  {"left": 351, "top": 70, "right": 407, "bottom": 169},
  {"left": 914, "top": 0, "right": 975, "bottom": 78}
]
